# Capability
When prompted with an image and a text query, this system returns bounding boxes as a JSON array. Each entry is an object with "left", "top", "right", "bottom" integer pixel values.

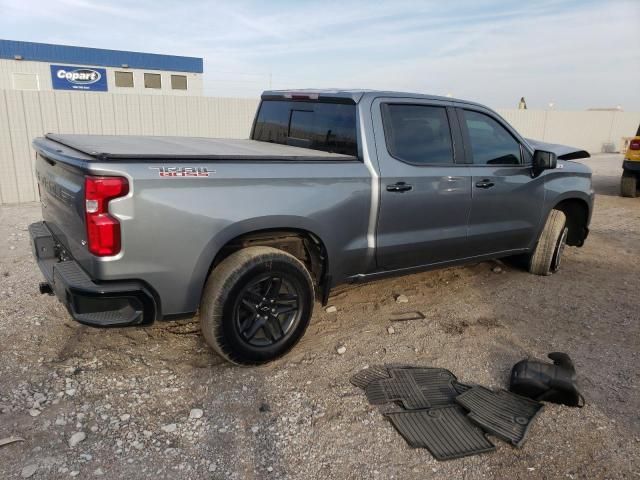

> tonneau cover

[{"left": 43, "top": 134, "right": 357, "bottom": 161}]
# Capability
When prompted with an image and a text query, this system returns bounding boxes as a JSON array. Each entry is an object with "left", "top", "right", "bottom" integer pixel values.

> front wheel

[
  {"left": 528, "top": 209, "right": 568, "bottom": 276},
  {"left": 200, "top": 246, "right": 314, "bottom": 365}
]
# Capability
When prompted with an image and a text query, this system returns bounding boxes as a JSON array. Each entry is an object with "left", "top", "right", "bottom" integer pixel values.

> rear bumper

[
  {"left": 623, "top": 160, "right": 640, "bottom": 173},
  {"left": 29, "top": 221, "right": 157, "bottom": 327}
]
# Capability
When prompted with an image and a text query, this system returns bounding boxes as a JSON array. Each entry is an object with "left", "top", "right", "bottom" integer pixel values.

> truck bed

[{"left": 39, "top": 134, "right": 358, "bottom": 161}]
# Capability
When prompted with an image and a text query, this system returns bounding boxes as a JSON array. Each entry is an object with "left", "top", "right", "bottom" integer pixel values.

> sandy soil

[{"left": 0, "top": 154, "right": 638, "bottom": 479}]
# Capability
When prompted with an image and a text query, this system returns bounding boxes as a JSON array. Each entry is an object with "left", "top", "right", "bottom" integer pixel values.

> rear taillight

[
  {"left": 629, "top": 139, "right": 640, "bottom": 150},
  {"left": 84, "top": 176, "right": 129, "bottom": 256}
]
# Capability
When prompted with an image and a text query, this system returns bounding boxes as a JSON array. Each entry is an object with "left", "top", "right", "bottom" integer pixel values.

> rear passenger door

[
  {"left": 458, "top": 107, "right": 544, "bottom": 255},
  {"left": 373, "top": 98, "right": 472, "bottom": 270}
]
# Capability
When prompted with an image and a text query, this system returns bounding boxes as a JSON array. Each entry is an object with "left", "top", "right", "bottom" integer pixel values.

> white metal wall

[
  {"left": 0, "top": 90, "right": 259, "bottom": 204},
  {"left": 497, "top": 108, "right": 639, "bottom": 153},
  {"left": 0, "top": 89, "right": 638, "bottom": 204}
]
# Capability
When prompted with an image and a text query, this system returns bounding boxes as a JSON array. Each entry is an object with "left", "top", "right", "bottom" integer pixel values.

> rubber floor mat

[
  {"left": 409, "top": 369, "right": 465, "bottom": 406},
  {"left": 453, "top": 381, "right": 472, "bottom": 394},
  {"left": 455, "top": 386, "right": 543, "bottom": 447},
  {"left": 385, "top": 406, "right": 496, "bottom": 460},
  {"left": 349, "top": 364, "right": 431, "bottom": 390},
  {"left": 365, "top": 368, "right": 461, "bottom": 409},
  {"left": 366, "top": 369, "right": 430, "bottom": 409},
  {"left": 350, "top": 365, "right": 393, "bottom": 390}
]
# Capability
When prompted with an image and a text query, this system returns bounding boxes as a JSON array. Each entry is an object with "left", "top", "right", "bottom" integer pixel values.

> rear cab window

[{"left": 252, "top": 100, "right": 358, "bottom": 157}]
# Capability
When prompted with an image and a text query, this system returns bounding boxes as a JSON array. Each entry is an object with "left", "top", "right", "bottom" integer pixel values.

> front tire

[
  {"left": 200, "top": 246, "right": 314, "bottom": 365},
  {"left": 529, "top": 209, "right": 568, "bottom": 276},
  {"left": 621, "top": 171, "right": 638, "bottom": 198}
]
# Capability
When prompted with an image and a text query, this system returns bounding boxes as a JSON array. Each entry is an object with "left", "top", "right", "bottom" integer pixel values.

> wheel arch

[
  {"left": 550, "top": 197, "right": 591, "bottom": 246},
  {"left": 191, "top": 218, "right": 332, "bottom": 311}
]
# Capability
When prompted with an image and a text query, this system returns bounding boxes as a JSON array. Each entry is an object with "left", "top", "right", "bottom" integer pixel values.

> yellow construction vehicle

[{"left": 621, "top": 124, "right": 640, "bottom": 197}]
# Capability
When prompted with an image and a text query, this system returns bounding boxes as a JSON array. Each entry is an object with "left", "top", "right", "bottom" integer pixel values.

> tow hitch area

[{"left": 29, "top": 221, "right": 158, "bottom": 327}]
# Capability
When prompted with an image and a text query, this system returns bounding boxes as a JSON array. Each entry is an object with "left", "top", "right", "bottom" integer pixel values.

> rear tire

[
  {"left": 621, "top": 171, "right": 638, "bottom": 198},
  {"left": 528, "top": 209, "right": 568, "bottom": 276},
  {"left": 200, "top": 246, "right": 314, "bottom": 365}
]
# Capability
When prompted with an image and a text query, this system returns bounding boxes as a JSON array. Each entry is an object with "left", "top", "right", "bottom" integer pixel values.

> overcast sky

[{"left": 2, "top": 0, "right": 639, "bottom": 110}]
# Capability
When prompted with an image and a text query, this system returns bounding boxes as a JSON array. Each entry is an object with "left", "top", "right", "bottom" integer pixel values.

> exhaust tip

[{"left": 39, "top": 282, "right": 54, "bottom": 295}]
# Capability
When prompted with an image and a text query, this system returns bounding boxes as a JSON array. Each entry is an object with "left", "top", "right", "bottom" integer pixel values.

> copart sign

[{"left": 50, "top": 65, "right": 108, "bottom": 91}]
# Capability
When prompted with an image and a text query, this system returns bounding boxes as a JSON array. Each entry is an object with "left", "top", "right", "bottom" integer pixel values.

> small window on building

[
  {"left": 144, "top": 73, "right": 161, "bottom": 89},
  {"left": 115, "top": 71, "right": 134, "bottom": 88},
  {"left": 12, "top": 73, "right": 39, "bottom": 91},
  {"left": 171, "top": 75, "right": 187, "bottom": 90}
]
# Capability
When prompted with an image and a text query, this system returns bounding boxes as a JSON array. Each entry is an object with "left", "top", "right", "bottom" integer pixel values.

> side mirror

[{"left": 532, "top": 150, "right": 557, "bottom": 177}]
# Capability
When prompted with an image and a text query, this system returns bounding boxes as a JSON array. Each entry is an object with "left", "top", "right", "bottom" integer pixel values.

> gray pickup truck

[{"left": 30, "top": 89, "right": 594, "bottom": 364}]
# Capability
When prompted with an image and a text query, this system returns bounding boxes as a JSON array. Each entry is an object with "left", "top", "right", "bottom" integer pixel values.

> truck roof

[{"left": 261, "top": 89, "right": 483, "bottom": 107}]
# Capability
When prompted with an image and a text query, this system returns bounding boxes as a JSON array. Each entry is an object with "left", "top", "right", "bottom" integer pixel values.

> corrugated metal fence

[
  {"left": 1, "top": 89, "right": 638, "bottom": 204},
  {"left": 0, "top": 90, "right": 259, "bottom": 204}
]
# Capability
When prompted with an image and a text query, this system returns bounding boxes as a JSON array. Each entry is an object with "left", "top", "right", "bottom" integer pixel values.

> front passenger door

[{"left": 459, "top": 108, "right": 545, "bottom": 256}]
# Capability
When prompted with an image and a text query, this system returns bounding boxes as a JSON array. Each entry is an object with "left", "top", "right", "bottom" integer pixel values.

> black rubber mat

[
  {"left": 365, "top": 368, "right": 461, "bottom": 409},
  {"left": 349, "top": 364, "right": 432, "bottom": 390},
  {"left": 406, "top": 368, "right": 463, "bottom": 406},
  {"left": 455, "top": 386, "right": 543, "bottom": 447},
  {"left": 366, "top": 369, "right": 430, "bottom": 409},
  {"left": 453, "top": 381, "right": 472, "bottom": 394},
  {"left": 385, "top": 406, "right": 496, "bottom": 460},
  {"left": 350, "top": 365, "right": 393, "bottom": 390}
]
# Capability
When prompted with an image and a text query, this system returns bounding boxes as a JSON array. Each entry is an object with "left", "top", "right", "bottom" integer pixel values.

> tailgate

[{"left": 35, "top": 151, "right": 89, "bottom": 267}]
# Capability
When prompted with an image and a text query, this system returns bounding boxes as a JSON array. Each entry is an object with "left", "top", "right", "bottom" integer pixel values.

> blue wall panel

[{"left": 0, "top": 39, "right": 203, "bottom": 73}]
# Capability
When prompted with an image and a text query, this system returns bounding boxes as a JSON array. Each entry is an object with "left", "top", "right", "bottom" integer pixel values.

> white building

[{"left": 0, "top": 39, "right": 203, "bottom": 96}]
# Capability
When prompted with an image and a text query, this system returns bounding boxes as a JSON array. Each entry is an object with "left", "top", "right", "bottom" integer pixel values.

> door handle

[
  {"left": 475, "top": 179, "right": 495, "bottom": 189},
  {"left": 386, "top": 182, "right": 413, "bottom": 193}
]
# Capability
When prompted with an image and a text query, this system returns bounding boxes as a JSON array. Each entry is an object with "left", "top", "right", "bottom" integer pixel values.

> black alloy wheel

[
  {"left": 200, "top": 246, "right": 315, "bottom": 365},
  {"left": 234, "top": 274, "right": 301, "bottom": 347}
]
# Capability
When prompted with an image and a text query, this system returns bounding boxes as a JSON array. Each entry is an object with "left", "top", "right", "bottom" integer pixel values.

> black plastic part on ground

[
  {"left": 455, "top": 386, "right": 544, "bottom": 447},
  {"left": 385, "top": 406, "right": 496, "bottom": 460},
  {"left": 510, "top": 352, "right": 585, "bottom": 407}
]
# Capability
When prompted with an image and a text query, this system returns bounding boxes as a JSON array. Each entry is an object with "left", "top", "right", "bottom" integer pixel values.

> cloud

[{"left": 1, "top": 0, "right": 638, "bottom": 109}]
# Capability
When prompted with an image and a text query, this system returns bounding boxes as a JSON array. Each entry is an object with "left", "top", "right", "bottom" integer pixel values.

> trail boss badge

[{"left": 149, "top": 166, "right": 212, "bottom": 177}]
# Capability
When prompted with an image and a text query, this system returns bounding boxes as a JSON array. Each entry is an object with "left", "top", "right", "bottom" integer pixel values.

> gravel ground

[{"left": 0, "top": 154, "right": 638, "bottom": 479}]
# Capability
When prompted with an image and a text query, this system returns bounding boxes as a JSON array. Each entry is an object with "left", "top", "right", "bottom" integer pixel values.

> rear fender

[{"left": 188, "top": 215, "right": 330, "bottom": 311}]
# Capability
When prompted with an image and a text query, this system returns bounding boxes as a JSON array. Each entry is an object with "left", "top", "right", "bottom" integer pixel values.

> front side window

[
  {"left": 463, "top": 110, "right": 521, "bottom": 165},
  {"left": 381, "top": 104, "right": 454, "bottom": 165},
  {"left": 252, "top": 100, "right": 357, "bottom": 157}
]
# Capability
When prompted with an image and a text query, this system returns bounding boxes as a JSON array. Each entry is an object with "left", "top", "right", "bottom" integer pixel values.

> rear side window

[
  {"left": 252, "top": 100, "right": 358, "bottom": 157},
  {"left": 463, "top": 110, "right": 521, "bottom": 165},
  {"left": 381, "top": 104, "right": 454, "bottom": 165}
]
